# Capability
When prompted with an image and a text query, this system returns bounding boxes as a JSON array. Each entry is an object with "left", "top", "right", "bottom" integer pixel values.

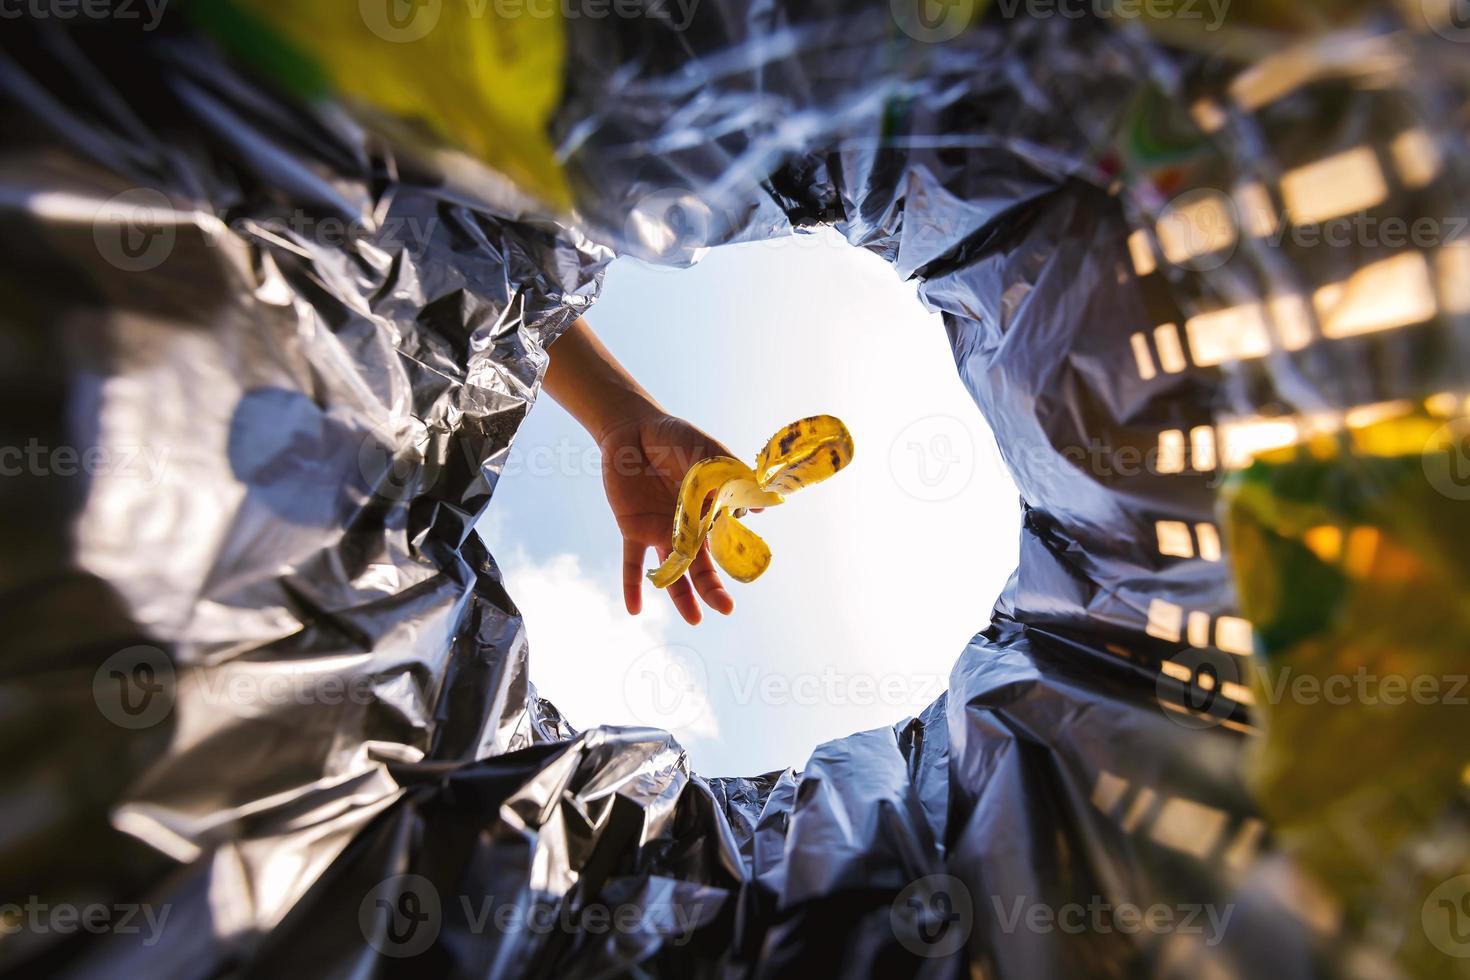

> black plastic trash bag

[{"left": 1, "top": 3, "right": 1467, "bottom": 977}]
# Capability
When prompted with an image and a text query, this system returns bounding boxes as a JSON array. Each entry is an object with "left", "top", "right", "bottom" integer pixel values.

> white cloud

[{"left": 495, "top": 547, "right": 722, "bottom": 746}]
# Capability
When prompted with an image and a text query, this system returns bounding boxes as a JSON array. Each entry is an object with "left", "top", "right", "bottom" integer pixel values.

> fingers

[
  {"left": 689, "top": 542, "right": 734, "bottom": 616},
  {"left": 623, "top": 539, "right": 645, "bottom": 615},
  {"left": 656, "top": 545, "right": 703, "bottom": 626}
]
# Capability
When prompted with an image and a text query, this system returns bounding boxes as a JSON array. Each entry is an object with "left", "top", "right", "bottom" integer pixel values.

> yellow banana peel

[{"left": 648, "top": 416, "right": 854, "bottom": 589}]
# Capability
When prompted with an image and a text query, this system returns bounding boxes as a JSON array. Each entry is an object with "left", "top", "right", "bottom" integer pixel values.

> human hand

[{"left": 597, "top": 412, "right": 740, "bottom": 625}]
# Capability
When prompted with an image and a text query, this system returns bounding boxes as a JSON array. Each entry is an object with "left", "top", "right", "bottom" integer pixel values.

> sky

[{"left": 481, "top": 227, "right": 1022, "bottom": 777}]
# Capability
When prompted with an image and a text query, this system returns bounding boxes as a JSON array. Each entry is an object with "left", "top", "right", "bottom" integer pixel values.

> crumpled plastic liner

[{"left": 2, "top": 6, "right": 1467, "bottom": 979}]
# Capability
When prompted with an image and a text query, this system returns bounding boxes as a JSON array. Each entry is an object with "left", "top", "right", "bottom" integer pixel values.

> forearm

[{"left": 543, "top": 317, "right": 663, "bottom": 443}]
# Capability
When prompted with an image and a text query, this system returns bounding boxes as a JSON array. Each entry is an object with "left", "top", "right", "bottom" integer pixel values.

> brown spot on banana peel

[
  {"left": 778, "top": 429, "right": 798, "bottom": 456},
  {"left": 755, "top": 415, "right": 854, "bottom": 493}
]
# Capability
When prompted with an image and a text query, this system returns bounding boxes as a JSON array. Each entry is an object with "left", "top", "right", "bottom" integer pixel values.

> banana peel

[{"left": 648, "top": 415, "right": 854, "bottom": 589}]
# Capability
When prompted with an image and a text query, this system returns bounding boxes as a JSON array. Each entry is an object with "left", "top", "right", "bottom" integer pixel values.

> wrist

[
  {"left": 542, "top": 318, "right": 666, "bottom": 447},
  {"left": 589, "top": 389, "right": 663, "bottom": 448}
]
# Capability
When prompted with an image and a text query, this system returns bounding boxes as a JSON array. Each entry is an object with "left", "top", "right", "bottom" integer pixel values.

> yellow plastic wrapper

[{"left": 1226, "top": 402, "right": 1470, "bottom": 971}]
